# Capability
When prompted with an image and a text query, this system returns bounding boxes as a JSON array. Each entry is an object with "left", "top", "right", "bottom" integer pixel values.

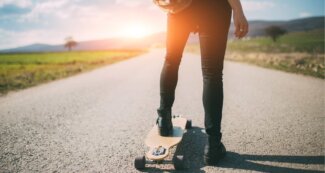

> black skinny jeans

[{"left": 159, "top": 0, "right": 232, "bottom": 139}]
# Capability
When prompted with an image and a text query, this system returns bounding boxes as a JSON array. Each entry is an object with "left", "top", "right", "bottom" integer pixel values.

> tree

[
  {"left": 265, "top": 26, "right": 287, "bottom": 42},
  {"left": 64, "top": 37, "right": 77, "bottom": 51}
]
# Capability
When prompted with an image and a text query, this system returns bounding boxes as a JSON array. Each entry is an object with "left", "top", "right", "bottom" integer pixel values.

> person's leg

[
  {"left": 198, "top": 0, "right": 232, "bottom": 164},
  {"left": 158, "top": 11, "right": 191, "bottom": 136}
]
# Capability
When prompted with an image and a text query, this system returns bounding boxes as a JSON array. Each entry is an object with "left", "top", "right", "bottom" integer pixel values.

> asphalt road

[{"left": 0, "top": 50, "right": 324, "bottom": 173}]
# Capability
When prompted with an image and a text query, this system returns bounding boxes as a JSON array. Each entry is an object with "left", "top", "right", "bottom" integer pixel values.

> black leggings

[{"left": 159, "top": 0, "right": 232, "bottom": 138}]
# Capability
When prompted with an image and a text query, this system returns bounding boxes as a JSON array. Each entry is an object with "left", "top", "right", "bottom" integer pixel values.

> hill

[
  {"left": 0, "top": 16, "right": 323, "bottom": 53},
  {"left": 231, "top": 16, "right": 324, "bottom": 37}
]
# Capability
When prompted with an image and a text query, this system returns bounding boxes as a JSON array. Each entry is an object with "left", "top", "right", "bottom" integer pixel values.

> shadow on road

[
  {"left": 140, "top": 126, "right": 324, "bottom": 173},
  {"left": 219, "top": 152, "right": 324, "bottom": 173}
]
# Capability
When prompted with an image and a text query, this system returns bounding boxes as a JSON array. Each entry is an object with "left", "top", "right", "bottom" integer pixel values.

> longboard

[{"left": 134, "top": 115, "right": 192, "bottom": 170}]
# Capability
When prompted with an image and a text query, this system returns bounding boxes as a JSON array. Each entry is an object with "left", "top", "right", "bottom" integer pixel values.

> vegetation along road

[
  {"left": 0, "top": 50, "right": 145, "bottom": 94},
  {"left": 187, "top": 29, "right": 324, "bottom": 78}
]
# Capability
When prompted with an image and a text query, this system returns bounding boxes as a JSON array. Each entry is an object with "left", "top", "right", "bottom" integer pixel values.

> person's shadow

[
  {"left": 141, "top": 127, "right": 324, "bottom": 173},
  {"left": 218, "top": 152, "right": 324, "bottom": 173}
]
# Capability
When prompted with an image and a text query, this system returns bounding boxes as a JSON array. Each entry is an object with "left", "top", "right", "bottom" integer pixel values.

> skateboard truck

[{"left": 152, "top": 146, "right": 166, "bottom": 156}]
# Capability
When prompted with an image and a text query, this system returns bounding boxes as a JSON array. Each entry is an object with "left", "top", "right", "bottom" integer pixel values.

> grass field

[
  {"left": 227, "top": 29, "right": 324, "bottom": 54},
  {"left": 187, "top": 29, "right": 324, "bottom": 78},
  {"left": 0, "top": 50, "right": 145, "bottom": 94}
]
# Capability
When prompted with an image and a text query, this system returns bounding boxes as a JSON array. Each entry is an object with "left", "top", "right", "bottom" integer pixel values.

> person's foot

[
  {"left": 156, "top": 109, "right": 173, "bottom": 136},
  {"left": 204, "top": 136, "right": 226, "bottom": 165}
]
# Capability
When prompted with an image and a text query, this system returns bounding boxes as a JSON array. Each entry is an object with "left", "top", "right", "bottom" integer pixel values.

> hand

[{"left": 233, "top": 11, "right": 248, "bottom": 39}]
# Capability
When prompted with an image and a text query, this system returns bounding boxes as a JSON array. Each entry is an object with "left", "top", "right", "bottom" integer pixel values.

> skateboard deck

[
  {"left": 145, "top": 116, "right": 187, "bottom": 160},
  {"left": 134, "top": 115, "right": 192, "bottom": 170}
]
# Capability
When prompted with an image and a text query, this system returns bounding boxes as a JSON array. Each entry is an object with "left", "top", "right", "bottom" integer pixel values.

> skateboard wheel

[
  {"left": 134, "top": 156, "right": 146, "bottom": 170},
  {"left": 186, "top": 119, "right": 192, "bottom": 129},
  {"left": 173, "top": 155, "right": 185, "bottom": 170}
]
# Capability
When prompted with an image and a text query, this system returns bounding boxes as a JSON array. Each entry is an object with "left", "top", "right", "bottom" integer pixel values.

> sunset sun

[{"left": 122, "top": 23, "right": 151, "bottom": 38}]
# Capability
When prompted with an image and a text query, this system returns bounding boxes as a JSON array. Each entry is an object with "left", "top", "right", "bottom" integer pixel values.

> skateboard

[{"left": 134, "top": 115, "right": 192, "bottom": 170}]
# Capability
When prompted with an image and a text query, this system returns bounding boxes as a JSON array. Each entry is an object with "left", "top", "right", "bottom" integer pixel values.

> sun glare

[{"left": 122, "top": 23, "right": 151, "bottom": 38}]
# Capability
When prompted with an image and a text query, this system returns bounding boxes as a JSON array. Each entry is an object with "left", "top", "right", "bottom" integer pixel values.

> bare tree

[
  {"left": 64, "top": 37, "right": 77, "bottom": 51},
  {"left": 265, "top": 26, "right": 287, "bottom": 42}
]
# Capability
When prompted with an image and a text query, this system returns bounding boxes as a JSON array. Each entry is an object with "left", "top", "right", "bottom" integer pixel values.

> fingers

[
  {"left": 240, "top": 23, "right": 249, "bottom": 38},
  {"left": 235, "top": 23, "right": 248, "bottom": 39},
  {"left": 234, "top": 23, "right": 241, "bottom": 38}
]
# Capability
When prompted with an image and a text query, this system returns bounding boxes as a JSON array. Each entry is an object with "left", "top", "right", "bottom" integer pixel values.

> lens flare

[{"left": 122, "top": 23, "right": 151, "bottom": 38}]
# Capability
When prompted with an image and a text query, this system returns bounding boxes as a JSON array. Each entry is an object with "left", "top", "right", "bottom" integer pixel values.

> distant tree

[
  {"left": 64, "top": 37, "right": 77, "bottom": 51},
  {"left": 265, "top": 26, "right": 287, "bottom": 42}
]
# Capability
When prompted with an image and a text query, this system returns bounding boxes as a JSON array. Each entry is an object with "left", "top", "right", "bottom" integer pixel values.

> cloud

[
  {"left": 0, "top": 4, "right": 30, "bottom": 15},
  {"left": 20, "top": 0, "right": 69, "bottom": 22},
  {"left": 0, "top": 0, "right": 32, "bottom": 8},
  {"left": 19, "top": 0, "right": 114, "bottom": 23},
  {"left": 299, "top": 12, "right": 311, "bottom": 18},
  {"left": 242, "top": 0, "right": 275, "bottom": 11},
  {"left": 115, "top": 0, "right": 150, "bottom": 7}
]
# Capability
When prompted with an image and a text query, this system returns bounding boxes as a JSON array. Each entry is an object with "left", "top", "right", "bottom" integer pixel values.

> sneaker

[
  {"left": 156, "top": 109, "right": 173, "bottom": 136},
  {"left": 204, "top": 137, "right": 226, "bottom": 165}
]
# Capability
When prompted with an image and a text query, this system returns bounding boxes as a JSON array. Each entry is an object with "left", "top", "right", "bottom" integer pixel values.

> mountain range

[{"left": 1, "top": 16, "right": 324, "bottom": 53}]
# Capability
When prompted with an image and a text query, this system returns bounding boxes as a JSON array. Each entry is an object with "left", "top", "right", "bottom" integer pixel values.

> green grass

[
  {"left": 0, "top": 50, "right": 145, "bottom": 94},
  {"left": 187, "top": 29, "right": 325, "bottom": 79},
  {"left": 225, "top": 52, "right": 324, "bottom": 78},
  {"left": 227, "top": 29, "right": 324, "bottom": 53}
]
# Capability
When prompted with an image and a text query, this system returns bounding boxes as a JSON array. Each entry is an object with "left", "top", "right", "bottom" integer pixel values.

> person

[{"left": 155, "top": 0, "right": 248, "bottom": 165}]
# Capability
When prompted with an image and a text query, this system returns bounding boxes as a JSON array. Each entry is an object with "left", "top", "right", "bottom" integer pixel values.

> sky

[{"left": 0, "top": 0, "right": 324, "bottom": 49}]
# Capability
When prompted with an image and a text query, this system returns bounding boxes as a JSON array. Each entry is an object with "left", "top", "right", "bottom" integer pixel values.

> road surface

[{"left": 0, "top": 50, "right": 324, "bottom": 172}]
